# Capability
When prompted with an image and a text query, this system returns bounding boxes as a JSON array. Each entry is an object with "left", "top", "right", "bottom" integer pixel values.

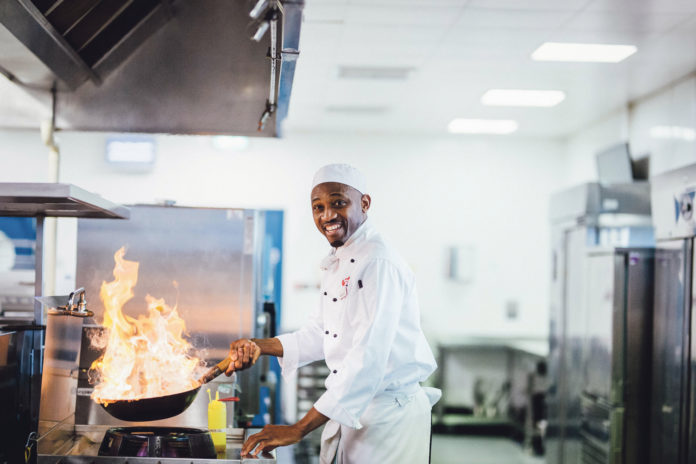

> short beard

[{"left": 330, "top": 240, "right": 345, "bottom": 247}]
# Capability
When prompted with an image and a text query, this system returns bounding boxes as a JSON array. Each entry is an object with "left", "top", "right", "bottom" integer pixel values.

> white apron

[{"left": 320, "top": 386, "right": 441, "bottom": 464}]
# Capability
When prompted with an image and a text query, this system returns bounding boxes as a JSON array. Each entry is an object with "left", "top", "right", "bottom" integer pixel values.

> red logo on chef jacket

[{"left": 340, "top": 276, "right": 350, "bottom": 299}]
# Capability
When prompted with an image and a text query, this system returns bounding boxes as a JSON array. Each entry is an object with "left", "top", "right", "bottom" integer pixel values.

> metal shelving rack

[{"left": 295, "top": 360, "right": 330, "bottom": 460}]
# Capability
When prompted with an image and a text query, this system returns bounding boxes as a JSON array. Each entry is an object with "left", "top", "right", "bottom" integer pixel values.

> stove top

[
  {"left": 36, "top": 422, "right": 275, "bottom": 464},
  {"left": 98, "top": 427, "right": 216, "bottom": 458}
]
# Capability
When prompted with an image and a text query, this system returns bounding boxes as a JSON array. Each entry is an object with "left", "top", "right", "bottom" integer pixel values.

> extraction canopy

[{"left": 0, "top": 0, "right": 303, "bottom": 136}]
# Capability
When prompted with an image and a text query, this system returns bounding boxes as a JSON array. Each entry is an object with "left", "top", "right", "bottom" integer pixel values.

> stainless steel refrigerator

[
  {"left": 548, "top": 183, "right": 653, "bottom": 464},
  {"left": 581, "top": 248, "right": 653, "bottom": 464},
  {"left": 649, "top": 162, "right": 696, "bottom": 464}
]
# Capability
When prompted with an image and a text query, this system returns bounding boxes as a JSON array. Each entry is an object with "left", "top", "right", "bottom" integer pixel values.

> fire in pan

[{"left": 99, "top": 358, "right": 231, "bottom": 422}]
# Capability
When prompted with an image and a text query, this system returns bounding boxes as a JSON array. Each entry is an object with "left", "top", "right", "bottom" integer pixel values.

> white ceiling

[
  {"left": 2, "top": 0, "right": 696, "bottom": 139},
  {"left": 283, "top": 0, "right": 696, "bottom": 137}
]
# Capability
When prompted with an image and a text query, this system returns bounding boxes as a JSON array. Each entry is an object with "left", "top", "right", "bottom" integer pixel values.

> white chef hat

[{"left": 311, "top": 163, "right": 367, "bottom": 194}]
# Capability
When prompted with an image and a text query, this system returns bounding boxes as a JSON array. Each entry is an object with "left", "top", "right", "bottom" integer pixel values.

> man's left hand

[{"left": 241, "top": 424, "right": 304, "bottom": 456}]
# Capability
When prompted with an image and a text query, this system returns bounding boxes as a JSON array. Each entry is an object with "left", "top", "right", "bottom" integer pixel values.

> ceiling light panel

[
  {"left": 481, "top": 89, "right": 566, "bottom": 107},
  {"left": 448, "top": 118, "right": 519, "bottom": 134},
  {"left": 531, "top": 42, "right": 637, "bottom": 62}
]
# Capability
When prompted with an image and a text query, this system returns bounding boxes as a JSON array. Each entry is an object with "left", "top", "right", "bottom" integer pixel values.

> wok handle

[{"left": 198, "top": 357, "right": 232, "bottom": 385}]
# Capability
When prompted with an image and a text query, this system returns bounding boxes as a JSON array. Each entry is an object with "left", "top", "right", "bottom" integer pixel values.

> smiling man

[{"left": 226, "top": 163, "right": 440, "bottom": 463}]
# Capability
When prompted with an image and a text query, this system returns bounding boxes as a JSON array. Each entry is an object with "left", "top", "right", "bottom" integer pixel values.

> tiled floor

[{"left": 431, "top": 435, "right": 545, "bottom": 464}]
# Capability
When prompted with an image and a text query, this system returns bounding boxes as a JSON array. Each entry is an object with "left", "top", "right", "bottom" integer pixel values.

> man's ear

[{"left": 361, "top": 194, "right": 371, "bottom": 213}]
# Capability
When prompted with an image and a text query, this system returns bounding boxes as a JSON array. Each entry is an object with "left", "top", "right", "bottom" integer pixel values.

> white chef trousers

[{"left": 321, "top": 386, "right": 436, "bottom": 464}]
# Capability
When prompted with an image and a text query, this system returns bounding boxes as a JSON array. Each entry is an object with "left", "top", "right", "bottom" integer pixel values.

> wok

[{"left": 98, "top": 358, "right": 231, "bottom": 422}]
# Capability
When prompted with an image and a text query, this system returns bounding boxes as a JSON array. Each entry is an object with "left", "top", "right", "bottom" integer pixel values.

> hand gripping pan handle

[{"left": 198, "top": 357, "right": 232, "bottom": 385}]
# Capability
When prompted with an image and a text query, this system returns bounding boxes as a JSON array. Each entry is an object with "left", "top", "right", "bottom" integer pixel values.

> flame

[{"left": 90, "top": 247, "right": 200, "bottom": 404}]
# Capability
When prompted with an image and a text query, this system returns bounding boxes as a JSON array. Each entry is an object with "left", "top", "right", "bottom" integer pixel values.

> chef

[{"left": 225, "top": 163, "right": 440, "bottom": 463}]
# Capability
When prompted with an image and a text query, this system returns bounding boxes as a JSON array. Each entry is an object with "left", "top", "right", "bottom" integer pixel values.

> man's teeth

[{"left": 326, "top": 223, "right": 341, "bottom": 232}]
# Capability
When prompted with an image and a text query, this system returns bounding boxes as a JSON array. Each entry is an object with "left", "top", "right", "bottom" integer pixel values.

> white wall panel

[
  {"left": 563, "top": 108, "right": 629, "bottom": 184},
  {"left": 628, "top": 82, "right": 673, "bottom": 166},
  {"left": 638, "top": 76, "right": 696, "bottom": 175},
  {"left": 567, "top": 75, "right": 696, "bottom": 180},
  {"left": 0, "top": 129, "right": 566, "bottom": 342},
  {"left": 0, "top": 129, "right": 51, "bottom": 182}
]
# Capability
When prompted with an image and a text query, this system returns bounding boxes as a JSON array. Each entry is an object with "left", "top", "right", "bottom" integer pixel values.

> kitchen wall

[
  {"left": 564, "top": 73, "right": 696, "bottom": 181},
  {"left": 0, "top": 129, "right": 567, "bottom": 343}
]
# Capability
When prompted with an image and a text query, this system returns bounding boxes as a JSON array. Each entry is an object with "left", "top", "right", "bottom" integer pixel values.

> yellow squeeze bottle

[{"left": 208, "top": 389, "right": 226, "bottom": 453}]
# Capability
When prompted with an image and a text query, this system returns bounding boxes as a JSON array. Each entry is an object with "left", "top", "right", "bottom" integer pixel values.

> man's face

[{"left": 311, "top": 182, "right": 371, "bottom": 247}]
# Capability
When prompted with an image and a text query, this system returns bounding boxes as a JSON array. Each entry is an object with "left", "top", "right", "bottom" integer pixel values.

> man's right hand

[{"left": 225, "top": 339, "right": 261, "bottom": 375}]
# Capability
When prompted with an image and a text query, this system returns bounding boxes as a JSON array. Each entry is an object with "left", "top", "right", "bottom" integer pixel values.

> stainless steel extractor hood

[{"left": 0, "top": 0, "right": 303, "bottom": 136}]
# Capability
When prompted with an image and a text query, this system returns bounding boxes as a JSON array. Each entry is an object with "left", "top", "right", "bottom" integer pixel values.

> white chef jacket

[{"left": 276, "top": 217, "right": 438, "bottom": 431}]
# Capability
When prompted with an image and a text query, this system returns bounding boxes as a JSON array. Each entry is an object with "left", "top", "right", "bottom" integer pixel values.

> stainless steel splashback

[{"left": 74, "top": 205, "right": 265, "bottom": 427}]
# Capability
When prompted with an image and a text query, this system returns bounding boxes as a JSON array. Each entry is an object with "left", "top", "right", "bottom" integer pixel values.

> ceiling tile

[
  {"left": 351, "top": 0, "right": 468, "bottom": 5},
  {"left": 442, "top": 27, "right": 551, "bottom": 50},
  {"left": 304, "top": 0, "right": 349, "bottom": 4},
  {"left": 328, "top": 26, "right": 443, "bottom": 65},
  {"left": 467, "top": 0, "right": 589, "bottom": 12},
  {"left": 324, "top": 80, "right": 408, "bottom": 106},
  {"left": 585, "top": 0, "right": 696, "bottom": 13},
  {"left": 338, "top": 25, "right": 447, "bottom": 64},
  {"left": 455, "top": 8, "right": 576, "bottom": 29},
  {"left": 298, "top": 23, "right": 344, "bottom": 56},
  {"left": 546, "top": 29, "right": 660, "bottom": 47},
  {"left": 670, "top": 13, "right": 696, "bottom": 34},
  {"left": 433, "top": 28, "right": 549, "bottom": 64},
  {"left": 431, "top": 43, "right": 533, "bottom": 63},
  {"left": 286, "top": 1, "right": 696, "bottom": 138},
  {"left": 344, "top": 5, "right": 463, "bottom": 27},
  {"left": 564, "top": 9, "right": 686, "bottom": 34},
  {"left": 333, "top": 47, "right": 432, "bottom": 66},
  {"left": 341, "top": 25, "right": 446, "bottom": 47},
  {"left": 303, "top": 3, "right": 348, "bottom": 23}
]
